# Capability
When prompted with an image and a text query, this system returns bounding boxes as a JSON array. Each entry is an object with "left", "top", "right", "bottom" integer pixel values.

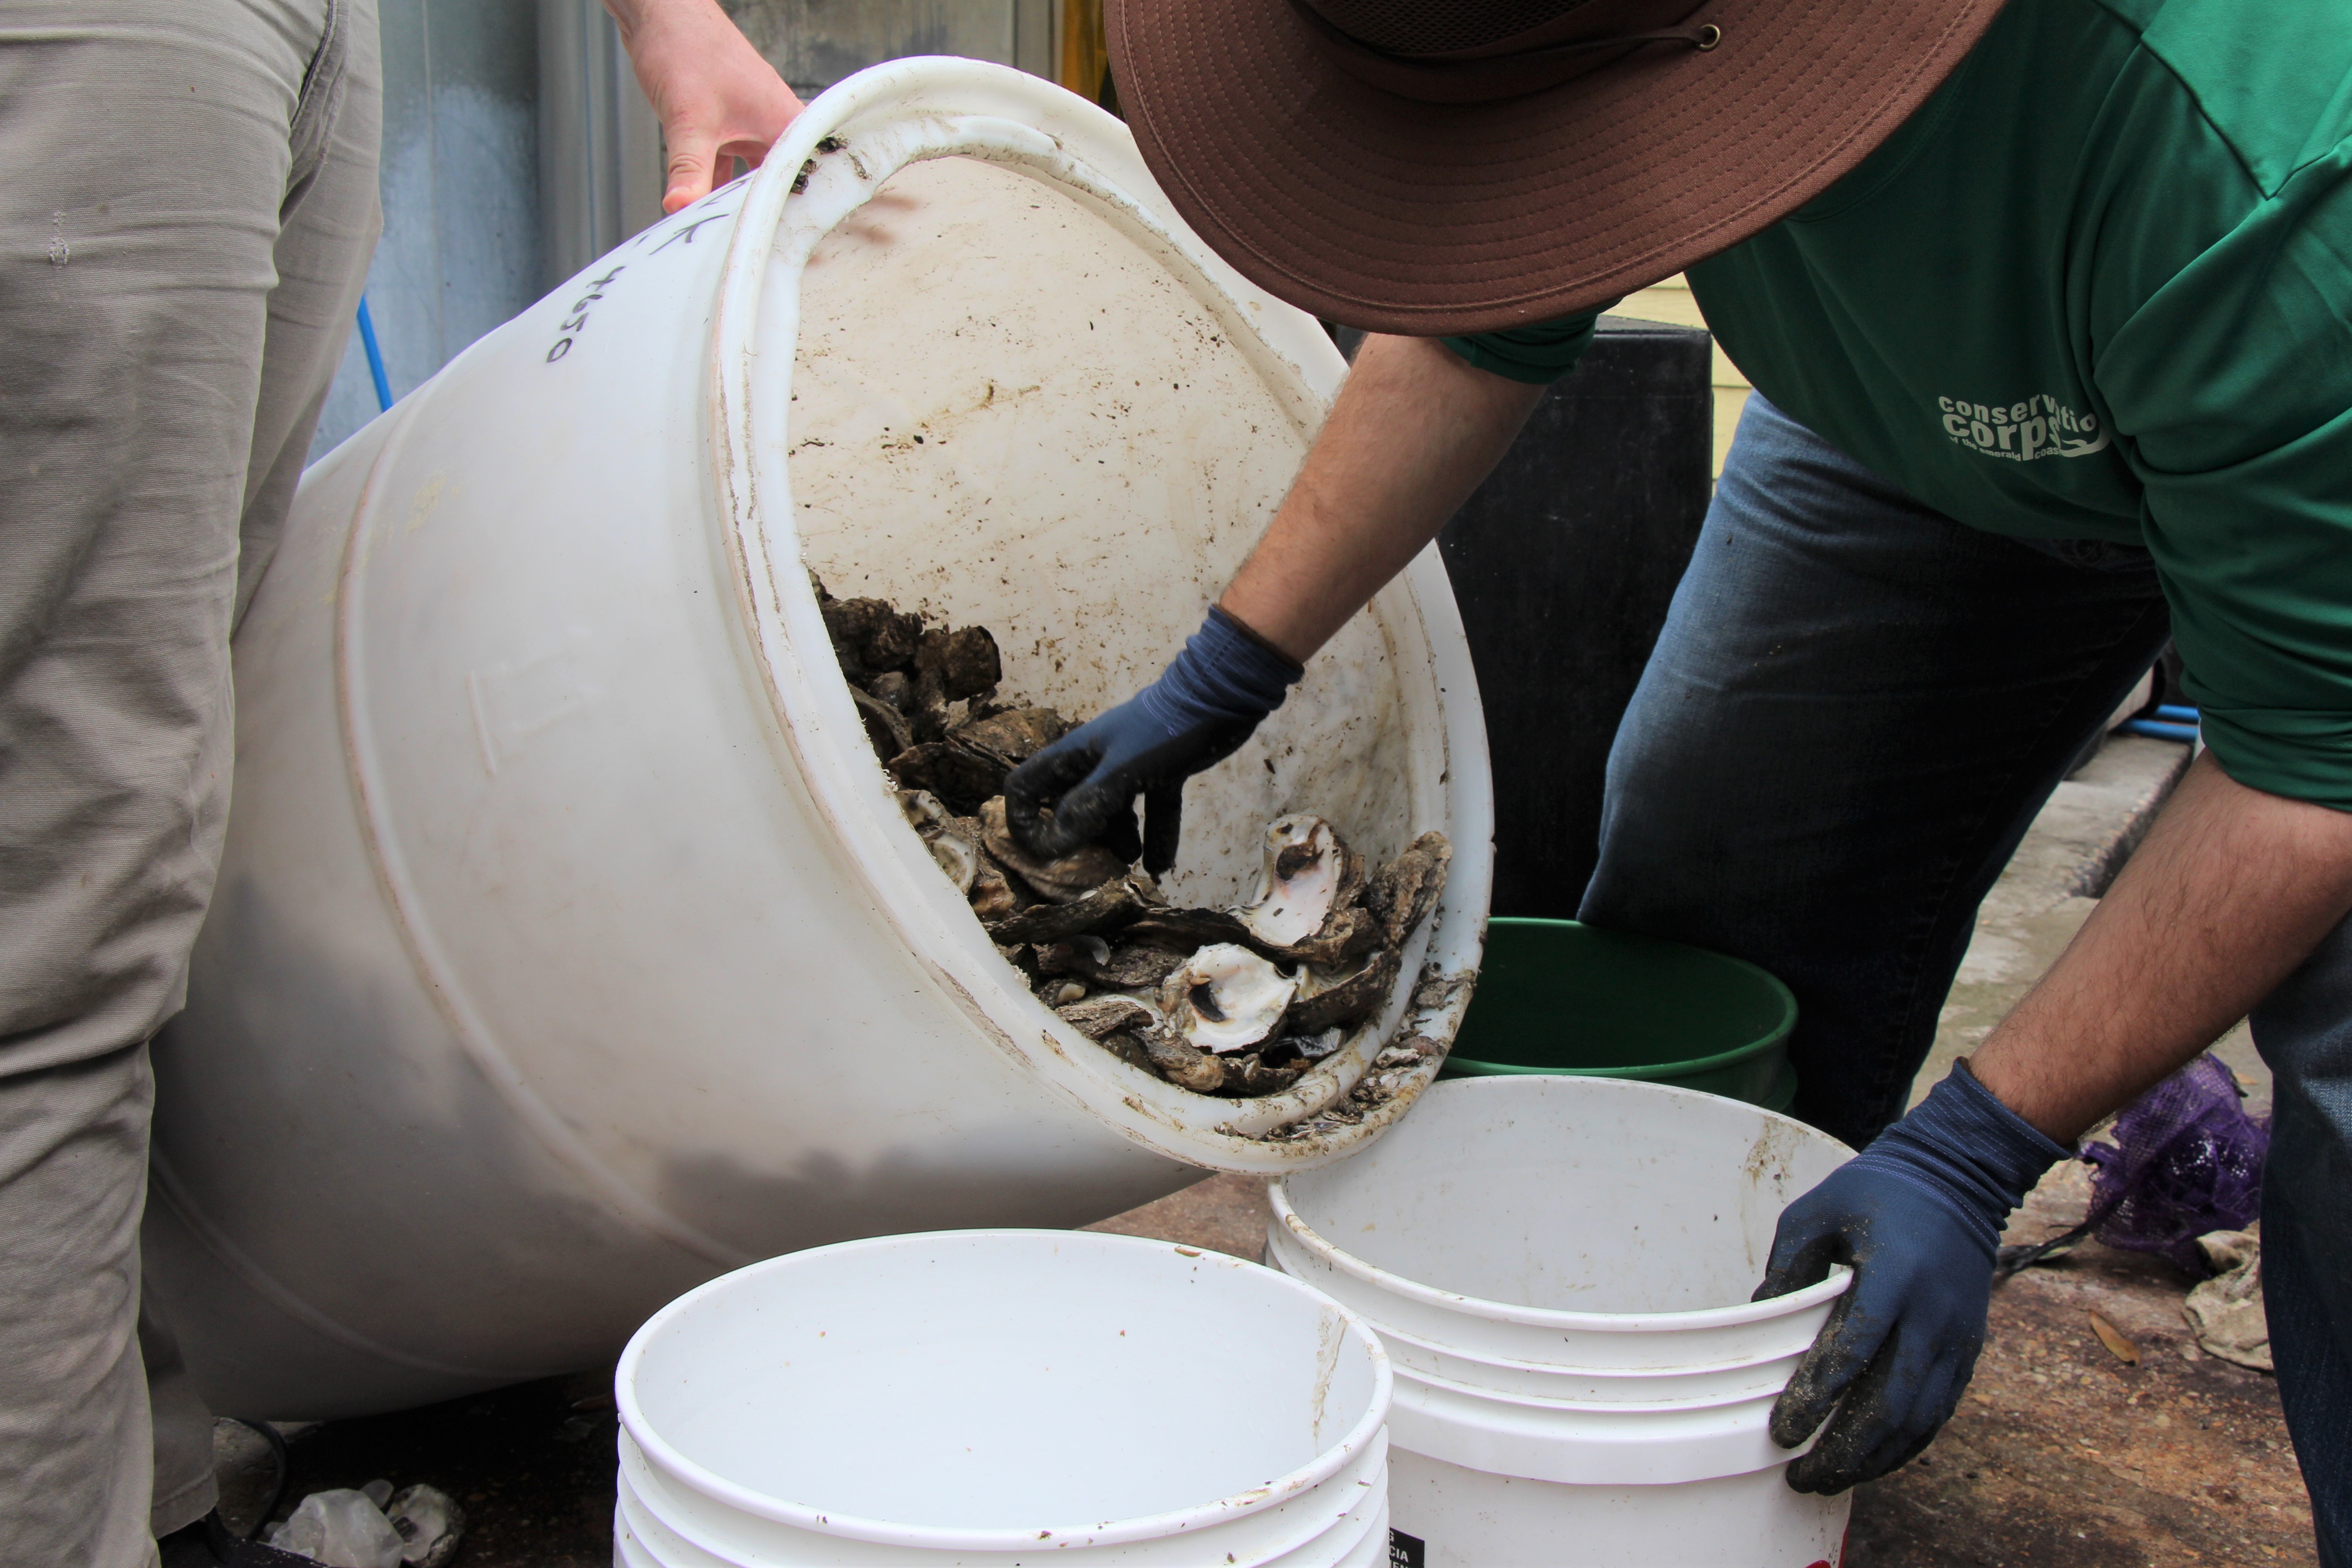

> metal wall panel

[
  {"left": 311, "top": 0, "right": 543, "bottom": 460},
  {"left": 536, "top": 0, "right": 667, "bottom": 290},
  {"left": 309, "top": 0, "right": 1058, "bottom": 462},
  {"left": 722, "top": 0, "right": 1054, "bottom": 94}
]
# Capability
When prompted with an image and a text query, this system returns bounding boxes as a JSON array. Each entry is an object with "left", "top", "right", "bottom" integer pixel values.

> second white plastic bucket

[
  {"left": 1268, "top": 1077, "right": 1858, "bottom": 1567},
  {"left": 614, "top": 1230, "right": 1392, "bottom": 1565}
]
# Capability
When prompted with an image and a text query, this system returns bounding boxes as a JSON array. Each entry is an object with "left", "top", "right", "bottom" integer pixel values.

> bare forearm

[
  {"left": 602, "top": 0, "right": 719, "bottom": 34},
  {"left": 1220, "top": 334, "right": 1544, "bottom": 663},
  {"left": 1973, "top": 750, "right": 2352, "bottom": 1140},
  {"left": 602, "top": 0, "right": 687, "bottom": 33}
]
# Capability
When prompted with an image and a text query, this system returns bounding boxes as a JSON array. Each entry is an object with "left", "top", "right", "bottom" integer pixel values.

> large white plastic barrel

[
  {"left": 144, "top": 59, "right": 1493, "bottom": 1420},
  {"left": 612, "top": 1231, "right": 1393, "bottom": 1565},
  {"left": 1269, "top": 1078, "right": 1857, "bottom": 1567}
]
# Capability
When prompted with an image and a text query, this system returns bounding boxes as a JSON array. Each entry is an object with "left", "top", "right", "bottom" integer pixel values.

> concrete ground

[{"left": 210, "top": 734, "right": 2317, "bottom": 1565}]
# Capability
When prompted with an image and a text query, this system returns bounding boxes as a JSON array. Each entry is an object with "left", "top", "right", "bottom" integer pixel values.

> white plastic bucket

[
  {"left": 144, "top": 58, "right": 1494, "bottom": 1419},
  {"left": 612, "top": 1230, "right": 1392, "bottom": 1565},
  {"left": 1268, "top": 1077, "right": 1858, "bottom": 1567}
]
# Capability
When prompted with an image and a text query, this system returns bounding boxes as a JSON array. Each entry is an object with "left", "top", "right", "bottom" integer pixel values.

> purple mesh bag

[{"left": 2080, "top": 1053, "right": 2269, "bottom": 1274}]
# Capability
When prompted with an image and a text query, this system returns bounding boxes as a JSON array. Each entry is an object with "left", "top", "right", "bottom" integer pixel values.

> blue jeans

[{"left": 1582, "top": 393, "right": 2349, "bottom": 1562}]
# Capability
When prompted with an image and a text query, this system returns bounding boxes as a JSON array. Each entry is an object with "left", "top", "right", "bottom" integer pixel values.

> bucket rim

[
  {"left": 1446, "top": 918, "right": 1798, "bottom": 1081},
  {"left": 1349, "top": 1302, "right": 1824, "bottom": 1387},
  {"left": 614, "top": 1227, "right": 1395, "bottom": 1550},
  {"left": 1385, "top": 1353, "right": 1789, "bottom": 1417},
  {"left": 1268, "top": 1077, "right": 1852, "bottom": 1332}
]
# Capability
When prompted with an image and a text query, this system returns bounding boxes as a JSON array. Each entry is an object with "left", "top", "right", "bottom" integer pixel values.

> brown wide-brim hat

[{"left": 1107, "top": 0, "right": 2004, "bottom": 336}]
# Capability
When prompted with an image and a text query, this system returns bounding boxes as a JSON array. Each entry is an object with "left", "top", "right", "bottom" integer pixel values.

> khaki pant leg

[
  {"left": 0, "top": 1046, "right": 156, "bottom": 1568},
  {"left": 143, "top": 0, "right": 383, "bottom": 1537},
  {"left": 0, "top": 2, "right": 378, "bottom": 1560}
]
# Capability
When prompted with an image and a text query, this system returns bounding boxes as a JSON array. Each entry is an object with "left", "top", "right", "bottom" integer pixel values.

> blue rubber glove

[
  {"left": 1005, "top": 606, "right": 1301, "bottom": 877},
  {"left": 1756, "top": 1062, "right": 2069, "bottom": 1493}
]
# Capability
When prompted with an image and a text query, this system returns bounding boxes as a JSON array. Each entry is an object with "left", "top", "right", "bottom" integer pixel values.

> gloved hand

[
  {"left": 1757, "top": 1061, "right": 2069, "bottom": 1494},
  {"left": 1004, "top": 605, "right": 1302, "bottom": 878}
]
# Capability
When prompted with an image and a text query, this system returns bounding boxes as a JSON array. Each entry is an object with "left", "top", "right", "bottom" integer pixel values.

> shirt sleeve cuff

[
  {"left": 2195, "top": 706, "right": 2352, "bottom": 813},
  {"left": 1438, "top": 309, "right": 1609, "bottom": 386}
]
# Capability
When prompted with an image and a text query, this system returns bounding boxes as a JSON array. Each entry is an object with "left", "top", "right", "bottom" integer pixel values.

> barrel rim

[{"left": 709, "top": 56, "right": 1497, "bottom": 1169}]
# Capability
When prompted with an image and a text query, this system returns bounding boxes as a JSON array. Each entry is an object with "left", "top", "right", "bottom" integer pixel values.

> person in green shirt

[{"left": 1004, "top": 0, "right": 2352, "bottom": 1553}]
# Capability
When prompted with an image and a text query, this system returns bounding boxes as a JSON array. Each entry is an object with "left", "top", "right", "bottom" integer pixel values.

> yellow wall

[
  {"left": 1059, "top": 0, "right": 1109, "bottom": 102},
  {"left": 1617, "top": 274, "right": 1746, "bottom": 478}
]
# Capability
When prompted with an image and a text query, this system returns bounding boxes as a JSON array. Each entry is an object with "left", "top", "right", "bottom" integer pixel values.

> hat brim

[{"left": 1109, "top": 0, "right": 2003, "bottom": 336}]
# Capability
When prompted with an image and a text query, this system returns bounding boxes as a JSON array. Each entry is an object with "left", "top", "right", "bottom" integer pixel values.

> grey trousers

[{"left": 0, "top": 2, "right": 378, "bottom": 1559}]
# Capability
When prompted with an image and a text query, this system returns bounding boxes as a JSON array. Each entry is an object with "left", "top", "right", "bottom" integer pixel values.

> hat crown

[{"left": 1298, "top": 0, "right": 1592, "bottom": 57}]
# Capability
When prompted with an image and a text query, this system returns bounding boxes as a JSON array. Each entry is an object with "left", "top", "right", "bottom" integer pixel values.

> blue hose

[
  {"left": 2155, "top": 704, "right": 2200, "bottom": 723},
  {"left": 356, "top": 294, "right": 393, "bottom": 412},
  {"left": 2122, "top": 718, "right": 2199, "bottom": 743}
]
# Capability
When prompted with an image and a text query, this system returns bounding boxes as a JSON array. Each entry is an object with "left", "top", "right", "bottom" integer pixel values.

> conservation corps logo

[{"left": 1937, "top": 392, "right": 2110, "bottom": 463}]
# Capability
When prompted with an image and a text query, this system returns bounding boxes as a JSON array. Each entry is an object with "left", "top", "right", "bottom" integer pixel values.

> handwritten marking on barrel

[{"left": 544, "top": 264, "right": 626, "bottom": 363}]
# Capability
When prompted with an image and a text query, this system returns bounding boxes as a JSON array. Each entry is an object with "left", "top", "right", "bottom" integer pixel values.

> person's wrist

[
  {"left": 1138, "top": 605, "right": 1302, "bottom": 735},
  {"left": 1209, "top": 603, "right": 1307, "bottom": 672},
  {"left": 1852, "top": 1062, "right": 2071, "bottom": 1257}
]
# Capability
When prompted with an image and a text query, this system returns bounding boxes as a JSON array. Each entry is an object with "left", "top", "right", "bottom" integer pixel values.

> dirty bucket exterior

[
  {"left": 1442, "top": 920, "right": 1798, "bottom": 1110},
  {"left": 143, "top": 59, "right": 1494, "bottom": 1420},
  {"left": 612, "top": 1230, "right": 1393, "bottom": 1565},
  {"left": 1269, "top": 1078, "right": 1857, "bottom": 1567}
]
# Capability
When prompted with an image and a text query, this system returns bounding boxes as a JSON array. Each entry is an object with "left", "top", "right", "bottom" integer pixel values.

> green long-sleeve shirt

[{"left": 1445, "top": 0, "right": 2352, "bottom": 810}]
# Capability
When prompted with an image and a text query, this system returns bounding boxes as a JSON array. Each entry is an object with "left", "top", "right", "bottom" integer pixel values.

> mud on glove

[
  {"left": 1004, "top": 606, "right": 1301, "bottom": 878},
  {"left": 1757, "top": 1061, "right": 2069, "bottom": 1494}
]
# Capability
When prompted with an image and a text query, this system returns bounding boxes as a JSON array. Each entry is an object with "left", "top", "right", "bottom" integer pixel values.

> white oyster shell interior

[
  {"left": 1161, "top": 943, "right": 1298, "bottom": 1054},
  {"left": 1235, "top": 815, "right": 1344, "bottom": 948}
]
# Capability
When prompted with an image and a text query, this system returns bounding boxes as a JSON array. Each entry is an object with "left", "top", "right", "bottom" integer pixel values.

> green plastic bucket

[{"left": 1441, "top": 919, "right": 1800, "bottom": 1111}]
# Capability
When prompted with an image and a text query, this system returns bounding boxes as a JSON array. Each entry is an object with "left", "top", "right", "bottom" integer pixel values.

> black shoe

[{"left": 156, "top": 1512, "right": 316, "bottom": 1567}]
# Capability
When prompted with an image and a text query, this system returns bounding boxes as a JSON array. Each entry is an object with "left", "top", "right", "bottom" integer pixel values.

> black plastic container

[{"left": 1436, "top": 314, "right": 1715, "bottom": 917}]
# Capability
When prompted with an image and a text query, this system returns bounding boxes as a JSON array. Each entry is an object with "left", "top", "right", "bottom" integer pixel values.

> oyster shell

[
  {"left": 1113, "top": 816, "right": 1381, "bottom": 968},
  {"left": 887, "top": 708, "right": 1075, "bottom": 816},
  {"left": 983, "top": 870, "right": 1150, "bottom": 945},
  {"left": 970, "top": 864, "right": 1025, "bottom": 921},
  {"left": 1035, "top": 935, "right": 1112, "bottom": 976},
  {"left": 952, "top": 706, "right": 1071, "bottom": 762},
  {"left": 820, "top": 595, "right": 921, "bottom": 673},
  {"left": 1269, "top": 1025, "right": 1345, "bottom": 1062},
  {"left": 980, "top": 797, "right": 1127, "bottom": 903},
  {"left": 1365, "top": 831, "right": 1452, "bottom": 950},
  {"left": 1036, "top": 937, "right": 1190, "bottom": 992},
  {"left": 1218, "top": 1050, "right": 1310, "bottom": 1098},
  {"left": 898, "top": 789, "right": 953, "bottom": 836},
  {"left": 1142, "top": 1030, "right": 1226, "bottom": 1094},
  {"left": 1098, "top": 1030, "right": 1160, "bottom": 1075},
  {"left": 915, "top": 624, "right": 1004, "bottom": 701},
  {"left": 1235, "top": 816, "right": 1366, "bottom": 949},
  {"left": 1121, "top": 906, "right": 1255, "bottom": 952},
  {"left": 1288, "top": 947, "right": 1401, "bottom": 1035},
  {"left": 1158, "top": 943, "right": 1298, "bottom": 1055},
  {"left": 1055, "top": 994, "right": 1161, "bottom": 1041},
  {"left": 851, "top": 685, "right": 914, "bottom": 761},
  {"left": 887, "top": 740, "right": 1009, "bottom": 815},
  {"left": 862, "top": 605, "right": 923, "bottom": 671},
  {"left": 927, "top": 832, "right": 980, "bottom": 895}
]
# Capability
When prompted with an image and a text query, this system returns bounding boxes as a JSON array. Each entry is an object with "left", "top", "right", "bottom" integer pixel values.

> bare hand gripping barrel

[{"left": 142, "top": 59, "right": 1494, "bottom": 1420}]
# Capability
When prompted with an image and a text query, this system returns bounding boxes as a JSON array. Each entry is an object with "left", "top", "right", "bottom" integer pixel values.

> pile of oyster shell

[{"left": 818, "top": 578, "right": 1450, "bottom": 1099}]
